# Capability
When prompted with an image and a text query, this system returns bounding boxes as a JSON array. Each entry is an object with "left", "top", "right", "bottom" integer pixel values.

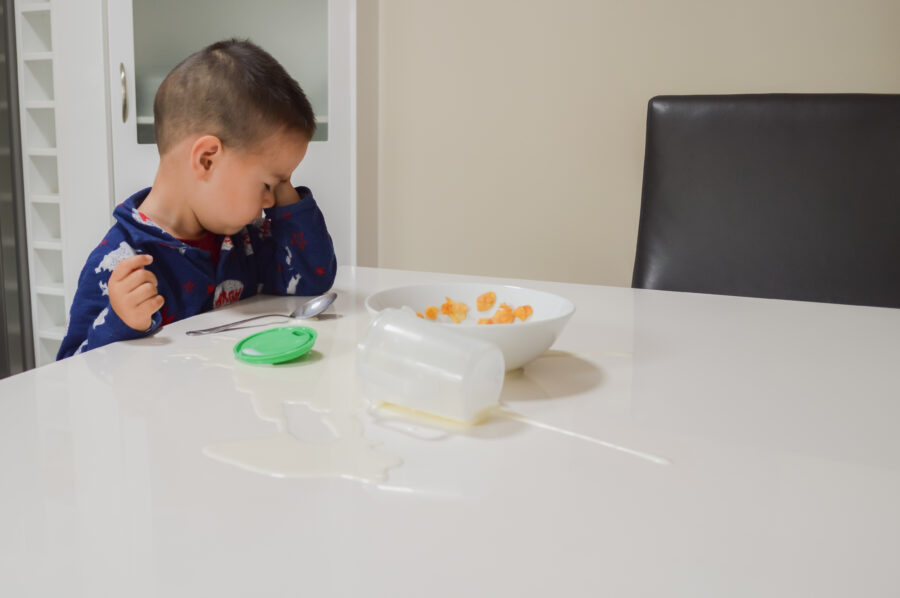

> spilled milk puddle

[
  {"left": 169, "top": 338, "right": 403, "bottom": 484},
  {"left": 168, "top": 343, "right": 667, "bottom": 484}
]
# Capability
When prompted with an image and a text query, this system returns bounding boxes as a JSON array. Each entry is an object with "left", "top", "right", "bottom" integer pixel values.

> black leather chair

[{"left": 632, "top": 94, "right": 900, "bottom": 308}]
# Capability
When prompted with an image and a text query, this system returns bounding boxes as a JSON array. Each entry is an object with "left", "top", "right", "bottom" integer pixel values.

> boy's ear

[{"left": 190, "top": 135, "right": 223, "bottom": 180}]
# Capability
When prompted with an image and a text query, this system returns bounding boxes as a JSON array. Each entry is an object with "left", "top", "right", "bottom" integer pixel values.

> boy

[{"left": 57, "top": 39, "right": 337, "bottom": 359}]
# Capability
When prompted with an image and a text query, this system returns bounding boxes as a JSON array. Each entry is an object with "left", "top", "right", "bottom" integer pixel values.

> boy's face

[{"left": 193, "top": 128, "right": 309, "bottom": 235}]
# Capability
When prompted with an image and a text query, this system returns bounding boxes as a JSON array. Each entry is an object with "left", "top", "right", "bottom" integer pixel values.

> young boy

[{"left": 57, "top": 39, "right": 337, "bottom": 359}]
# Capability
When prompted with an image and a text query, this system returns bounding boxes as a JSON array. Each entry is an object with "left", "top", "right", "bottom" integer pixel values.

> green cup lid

[{"left": 233, "top": 326, "right": 317, "bottom": 364}]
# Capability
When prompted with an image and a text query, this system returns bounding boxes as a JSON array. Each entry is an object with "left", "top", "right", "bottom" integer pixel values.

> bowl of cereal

[{"left": 364, "top": 283, "right": 575, "bottom": 370}]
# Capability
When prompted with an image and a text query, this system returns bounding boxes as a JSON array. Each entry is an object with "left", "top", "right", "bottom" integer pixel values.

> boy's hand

[
  {"left": 273, "top": 181, "right": 301, "bottom": 207},
  {"left": 108, "top": 254, "right": 164, "bottom": 331}
]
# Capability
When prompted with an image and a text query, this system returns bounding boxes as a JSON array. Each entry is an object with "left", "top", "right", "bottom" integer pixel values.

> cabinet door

[{"left": 106, "top": 0, "right": 355, "bottom": 265}]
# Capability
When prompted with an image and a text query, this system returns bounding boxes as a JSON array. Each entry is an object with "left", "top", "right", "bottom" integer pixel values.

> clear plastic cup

[{"left": 357, "top": 308, "right": 505, "bottom": 423}]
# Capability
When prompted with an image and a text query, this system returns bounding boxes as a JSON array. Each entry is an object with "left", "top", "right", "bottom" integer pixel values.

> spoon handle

[{"left": 185, "top": 313, "right": 290, "bottom": 336}]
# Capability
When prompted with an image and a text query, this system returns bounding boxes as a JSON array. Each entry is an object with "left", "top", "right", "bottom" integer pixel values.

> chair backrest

[{"left": 632, "top": 94, "right": 900, "bottom": 308}]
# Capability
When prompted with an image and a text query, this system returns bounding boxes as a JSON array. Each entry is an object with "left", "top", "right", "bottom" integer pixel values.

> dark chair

[{"left": 632, "top": 94, "right": 900, "bottom": 308}]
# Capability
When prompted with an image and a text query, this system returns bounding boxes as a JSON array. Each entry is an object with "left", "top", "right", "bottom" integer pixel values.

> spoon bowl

[
  {"left": 292, "top": 291, "right": 337, "bottom": 319},
  {"left": 185, "top": 291, "right": 337, "bottom": 335}
]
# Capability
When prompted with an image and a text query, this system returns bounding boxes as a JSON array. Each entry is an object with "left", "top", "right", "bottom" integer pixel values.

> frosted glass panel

[{"left": 132, "top": 0, "right": 328, "bottom": 144}]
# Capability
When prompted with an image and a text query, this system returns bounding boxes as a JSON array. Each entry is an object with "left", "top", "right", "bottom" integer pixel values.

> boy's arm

[
  {"left": 252, "top": 185, "right": 337, "bottom": 296},
  {"left": 57, "top": 245, "right": 162, "bottom": 359}
]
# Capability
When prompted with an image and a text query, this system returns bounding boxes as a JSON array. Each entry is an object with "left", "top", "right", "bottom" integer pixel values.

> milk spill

[
  {"left": 179, "top": 333, "right": 403, "bottom": 483},
  {"left": 179, "top": 336, "right": 662, "bottom": 481}
]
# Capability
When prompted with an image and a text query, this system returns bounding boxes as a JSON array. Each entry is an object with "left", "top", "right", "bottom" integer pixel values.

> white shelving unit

[{"left": 15, "top": 0, "right": 63, "bottom": 365}]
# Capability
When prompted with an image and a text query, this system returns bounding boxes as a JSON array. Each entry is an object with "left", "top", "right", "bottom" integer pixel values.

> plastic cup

[{"left": 357, "top": 308, "right": 505, "bottom": 423}]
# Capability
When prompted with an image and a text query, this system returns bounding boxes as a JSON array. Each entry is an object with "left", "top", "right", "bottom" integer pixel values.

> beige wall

[{"left": 361, "top": 0, "right": 900, "bottom": 286}]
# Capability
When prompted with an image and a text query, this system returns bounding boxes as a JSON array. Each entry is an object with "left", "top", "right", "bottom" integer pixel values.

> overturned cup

[{"left": 357, "top": 308, "right": 505, "bottom": 424}]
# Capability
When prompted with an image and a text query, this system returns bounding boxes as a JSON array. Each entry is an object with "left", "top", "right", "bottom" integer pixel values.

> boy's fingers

[
  {"left": 129, "top": 267, "right": 158, "bottom": 290},
  {"left": 109, "top": 254, "right": 153, "bottom": 282},
  {"left": 130, "top": 281, "right": 159, "bottom": 305},
  {"left": 137, "top": 294, "right": 165, "bottom": 313},
  {"left": 119, "top": 266, "right": 159, "bottom": 294}
]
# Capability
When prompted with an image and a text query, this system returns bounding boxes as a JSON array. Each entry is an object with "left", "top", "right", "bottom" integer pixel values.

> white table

[{"left": 2, "top": 266, "right": 899, "bottom": 597}]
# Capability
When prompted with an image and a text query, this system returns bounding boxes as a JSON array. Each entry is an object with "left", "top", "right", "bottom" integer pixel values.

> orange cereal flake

[
  {"left": 440, "top": 297, "right": 468, "bottom": 324},
  {"left": 513, "top": 305, "right": 533, "bottom": 321},
  {"left": 476, "top": 291, "right": 497, "bottom": 312},
  {"left": 427, "top": 292, "right": 535, "bottom": 325},
  {"left": 493, "top": 303, "right": 515, "bottom": 324},
  {"left": 478, "top": 303, "right": 515, "bottom": 325},
  {"left": 416, "top": 312, "right": 424, "bottom": 318}
]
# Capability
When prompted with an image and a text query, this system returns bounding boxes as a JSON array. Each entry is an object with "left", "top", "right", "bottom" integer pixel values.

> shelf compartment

[
  {"left": 39, "top": 328, "right": 65, "bottom": 341},
  {"left": 24, "top": 100, "right": 55, "bottom": 110},
  {"left": 22, "top": 52, "right": 53, "bottom": 62},
  {"left": 30, "top": 201, "right": 61, "bottom": 243},
  {"left": 22, "top": 59, "right": 54, "bottom": 102},
  {"left": 19, "top": 10, "right": 52, "bottom": 53},
  {"left": 36, "top": 336, "right": 62, "bottom": 366},
  {"left": 18, "top": 3, "right": 53, "bottom": 13},
  {"left": 35, "top": 292, "right": 66, "bottom": 330},
  {"left": 29, "top": 193, "right": 60, "bottom": 204},
  {"left": 27, "top": 147, "right": 57, "bottom": 157},
  {"left": 26, "top": 153, "right": 58, "bottom": 194},
  {"left": 31, "top": 246, "right": 63, "bottom": 286},
  {"left": 34, "top": 283, "right": 65, "bottom": 296},
  {"left": 32, "top": 240, "right": 62, "bottom": 251}
]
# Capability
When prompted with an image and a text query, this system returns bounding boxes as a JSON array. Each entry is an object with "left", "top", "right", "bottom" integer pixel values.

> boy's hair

[{"left": 153, "top": 39, "right": 317, "bottom": 154}]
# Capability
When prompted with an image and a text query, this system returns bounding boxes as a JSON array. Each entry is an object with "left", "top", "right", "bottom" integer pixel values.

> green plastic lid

[{"left": 233, "top": 326, "right": 317, "bottom": 364}]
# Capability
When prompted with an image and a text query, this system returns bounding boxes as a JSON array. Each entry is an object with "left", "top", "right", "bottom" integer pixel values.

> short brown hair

[{"left": 153, "top": 39, "right": 317, "bottom": 154}]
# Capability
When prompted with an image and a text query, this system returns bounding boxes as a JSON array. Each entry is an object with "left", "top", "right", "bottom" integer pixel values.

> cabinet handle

[{"left": 120, "top": 63, "right": 127, "bottom": 123}]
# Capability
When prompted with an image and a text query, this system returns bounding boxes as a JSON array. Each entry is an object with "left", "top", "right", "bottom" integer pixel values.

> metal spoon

[{"left": 185, "top": 291, "right": 337, "bottom": 335}]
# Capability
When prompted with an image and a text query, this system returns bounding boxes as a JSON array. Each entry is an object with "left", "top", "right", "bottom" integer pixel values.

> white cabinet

[{"left": 106, "top": 0, "right": 356, "bottom": 266}]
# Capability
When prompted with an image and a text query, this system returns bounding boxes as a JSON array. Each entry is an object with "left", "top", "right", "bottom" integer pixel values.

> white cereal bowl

[{"left": 364, "top": 283, "right": 575, "bottom": 370}]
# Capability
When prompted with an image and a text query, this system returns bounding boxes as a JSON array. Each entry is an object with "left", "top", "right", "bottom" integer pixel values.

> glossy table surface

[{"left": 2, "top": 266, "right": 900, "bottom": 597}]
